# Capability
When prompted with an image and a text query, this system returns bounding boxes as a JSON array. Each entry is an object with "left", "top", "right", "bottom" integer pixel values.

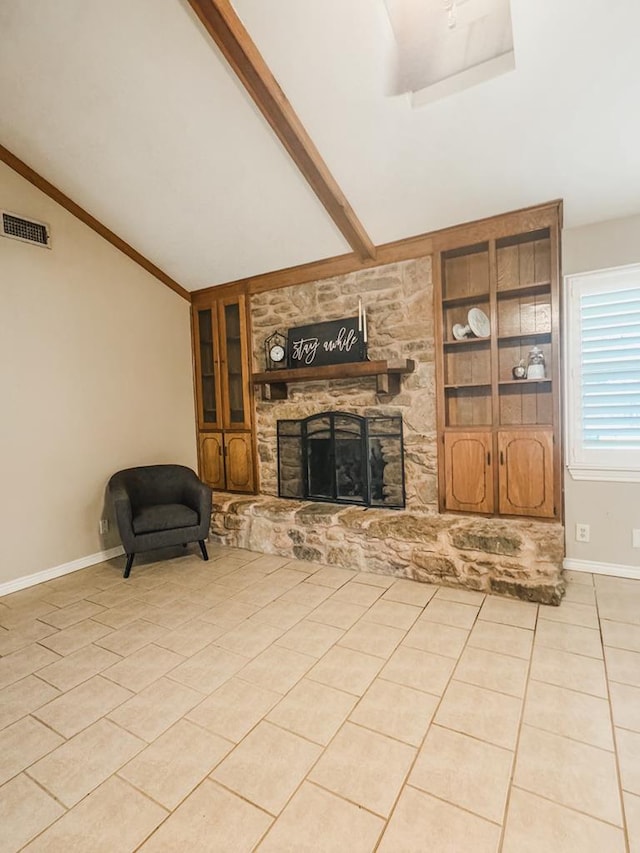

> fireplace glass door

[
  {"left": 277, "top": 412, "right": 405, "bottom": 508},
  {"left": 306, "top": 415, "right": 333, "bottom": 500}
]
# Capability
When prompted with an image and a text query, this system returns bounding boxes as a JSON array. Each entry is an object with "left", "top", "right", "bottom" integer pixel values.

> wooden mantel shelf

[{"left": 252, "top": 359, "right": 416, "bottom": 400}]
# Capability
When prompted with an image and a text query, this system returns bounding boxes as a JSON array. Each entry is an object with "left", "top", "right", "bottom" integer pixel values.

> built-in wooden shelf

[
  {"left": 443, "top": 338, "right": 491, "bottom": 347},
  {"left": 496, "top": 281, "right": 551, "bottom": 299},
  {"left": 444, "top": 382, "right": 491, "bottom": 390},
  {"left": 441, "top": 293, "right": 490, "bottom": 308},
  {"left": 252, "top": 359, "right": 416, "bottom": 400},
  {"left": 498, "top": 378, "right": 551, "bottom": 386},
  {"left": 435, "top": 213, "right": 561, "bottom": 521},
  {"left": 444, "top": 332, "right": 552, "bottom": 347},
  {"left": 497, "top": 331, "right": 551, "bottom": 343}
]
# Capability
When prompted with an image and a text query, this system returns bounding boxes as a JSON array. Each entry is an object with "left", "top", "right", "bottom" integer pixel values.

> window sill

[{"left": 567, "top": 465, "right": 640, "bottom": 484}]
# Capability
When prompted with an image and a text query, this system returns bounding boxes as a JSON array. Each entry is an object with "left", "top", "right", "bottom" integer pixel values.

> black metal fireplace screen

[{"left": 277, "top": 412, "right": 405, "bottom": 509}]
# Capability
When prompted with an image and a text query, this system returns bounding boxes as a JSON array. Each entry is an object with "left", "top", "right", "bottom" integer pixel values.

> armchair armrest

[
  {"left": 182, "top": 473, "right": 212, "bottom": 521},
  {"left": 109, "top": 480, "right": 135, "bottom": 552}
]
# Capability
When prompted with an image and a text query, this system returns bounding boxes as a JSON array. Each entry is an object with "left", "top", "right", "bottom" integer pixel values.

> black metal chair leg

[
  {"left": 198, "top": 540, "right": 209, "bottom": 562},
  {"left": 123, "top": 553, "right": 134, "bottom": 579}
]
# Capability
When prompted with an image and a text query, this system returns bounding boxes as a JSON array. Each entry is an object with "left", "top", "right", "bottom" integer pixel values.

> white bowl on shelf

[
  {"left": 468, "top": 308, "right": 490, "bottom": 338},
  {"left": 451, "top": 308, "right": 490, "bottom": 340}
]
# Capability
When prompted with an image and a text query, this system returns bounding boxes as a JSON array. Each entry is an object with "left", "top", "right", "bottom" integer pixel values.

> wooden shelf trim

[
  {"left": 444, "top": 337, "right": 491, "bottom": 347},
  {"left": 443, "top": 282, "right": 551, "bottom": 308},
  {"left": 498, "top": 378, "right": 552, "bottom": 386},
  {"left": 445, "top": 332, "right": 551, "bottom": 346},
  {"left": 444, "top": 383, "right": 491, "bottom": 390},
  {"left": 496, "top": 281, "right": 551, "bottom": 299},
  {"left": 497, "top": 331, "right": 551, "bottom": 342},
  {"left": 252, "top": 359, "right": 415, "bottom": 400},
  {"left": 444, "top": 379, "right": 552, "bottom": 391},
  {"left": 442, "top": 293, "right": 490, "bottom": 307}
]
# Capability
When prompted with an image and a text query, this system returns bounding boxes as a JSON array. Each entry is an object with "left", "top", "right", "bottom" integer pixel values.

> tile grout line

[
  {"left": 370, "top": 596, "right": 498, "bottom": 851},
  {"left": 268, "top": 603, "right": 431, "bottom": 849},
  {"left": 248, "top": 580, "right": 435, "bottom": 848},
  {"left": 495, "top": 599, "right": 540, "bottom": 853},
  {"left": 145, "top": 570, "right": 391, "bottom": 846},
  {"left": 238, "top": 571, "right": 403, "bottom": 851},
  {"left": 516, "top": 719, "right": 616, "bottom": 753},
  {"left": 223, "top": 584, "right": 444, "bottom": 849},
  {"left": 402, "top": 782, "right": 505, "bottom": 827},
  {"left": 594, "top": 577, "right": 633, "bottom": 853},
  {"left": 526, "top": 672, "right": 608, "bottom": 700},
  {"left": 7, "top": 553, "right": 277, "bottom": 852},
  {"left": 509, "top": 782, "right": 629, "bottom": 831}
]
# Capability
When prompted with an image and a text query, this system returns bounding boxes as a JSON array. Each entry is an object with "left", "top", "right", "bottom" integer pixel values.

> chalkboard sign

[{"left": 288, "top": 316, "right": 367, "bottom": 369}]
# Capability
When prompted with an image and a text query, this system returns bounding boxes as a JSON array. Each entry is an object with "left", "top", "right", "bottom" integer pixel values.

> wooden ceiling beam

[
  {"left": 0, "top": 144, "right": 191, "bottom": 302},
  {"left": 187, "top": 0, "right": 376, "bottom": 262}
]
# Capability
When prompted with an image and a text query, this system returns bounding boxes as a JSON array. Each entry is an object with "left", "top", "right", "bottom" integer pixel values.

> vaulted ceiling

[{"left": 1, "top": 0, "right": 639, "bottom": 292}]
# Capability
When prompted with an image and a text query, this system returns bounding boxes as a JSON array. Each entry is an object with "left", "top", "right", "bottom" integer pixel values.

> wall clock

[{"left": 265, "top": 330, "right": 288, "bottom": 370}]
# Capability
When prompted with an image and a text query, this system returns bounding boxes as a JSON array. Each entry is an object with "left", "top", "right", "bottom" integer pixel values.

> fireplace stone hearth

[{"left": 209, "top": 494, "right": 565, "bottom": 605}]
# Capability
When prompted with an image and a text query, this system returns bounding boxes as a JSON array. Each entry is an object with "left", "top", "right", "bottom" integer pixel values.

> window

[{"left": 565, "top": 263, "right": 640, "bottom": 482}]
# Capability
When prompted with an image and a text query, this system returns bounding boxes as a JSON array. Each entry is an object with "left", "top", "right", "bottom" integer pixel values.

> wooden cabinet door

[
  {"left": 225, "top": 432, "right": 255, "bottom": 493},
  {"left": 199, "top": 432, "right": 225, "bottom": 490},
  {"left": 443, "top": 432, "right": 494, "bottom": 513},
  {"left": 498, "top": 429, "right": 554, "bottom": 518}
]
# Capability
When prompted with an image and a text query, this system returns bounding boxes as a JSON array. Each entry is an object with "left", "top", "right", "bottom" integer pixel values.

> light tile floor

[{"left": 0, "top": 546, "right": 639, "bottom": 852}]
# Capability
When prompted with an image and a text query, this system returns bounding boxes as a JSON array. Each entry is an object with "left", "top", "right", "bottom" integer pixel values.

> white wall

[
  {"left": 563, "top": 212, "right": 640, "bottom": 571},
  {"left": 0, "top": 162, "right": 196, "bottom": 585}
]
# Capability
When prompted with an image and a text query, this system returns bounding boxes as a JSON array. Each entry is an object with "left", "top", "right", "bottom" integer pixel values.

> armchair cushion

[{"left": 132, "top": 503, "right": 199, "bottom": 535}]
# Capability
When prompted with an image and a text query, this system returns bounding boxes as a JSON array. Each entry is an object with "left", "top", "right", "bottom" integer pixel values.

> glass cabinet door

[
  {"left": 197, "top": 308, "right": 220, "bottom": 427},
  {"left": 221, "top": 299, "right": 249, "bottom": 428}
]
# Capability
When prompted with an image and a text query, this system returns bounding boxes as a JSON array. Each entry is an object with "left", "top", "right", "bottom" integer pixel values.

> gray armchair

[{"left": 108, "top": 464, "right": 212, "bottom": 578}]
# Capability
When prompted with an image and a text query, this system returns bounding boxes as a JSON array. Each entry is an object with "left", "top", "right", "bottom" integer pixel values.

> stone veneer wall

[
  {"left": 211, "top": 257, "right": 565, "bottom": 604},
  {"left": 251, "top": 257, "right": 437, "bottom": 508}
]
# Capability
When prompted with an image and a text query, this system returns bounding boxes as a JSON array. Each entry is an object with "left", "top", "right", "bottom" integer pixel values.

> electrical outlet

[
  {"left": 633, "top": 529, "right": 640, "bottom": 549},
  {"left": 99, "top": 519, "right": 109, "bottom": 535},
  {"left": 575, "top": 523, "right": 590, "bottom": 543}
]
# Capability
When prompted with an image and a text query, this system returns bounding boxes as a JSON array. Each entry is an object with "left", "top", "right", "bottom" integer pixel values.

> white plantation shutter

[
  {"left": 580, "top": 287, "right": 640, "bottom": 449},
  {"left": 566, "top": 264, "right": 640, "bottom": 481}
]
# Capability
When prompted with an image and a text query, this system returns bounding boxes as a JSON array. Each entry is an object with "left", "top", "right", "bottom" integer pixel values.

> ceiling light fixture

[{"left": 384, "top": 0, "right": 516, "bottom": 104}]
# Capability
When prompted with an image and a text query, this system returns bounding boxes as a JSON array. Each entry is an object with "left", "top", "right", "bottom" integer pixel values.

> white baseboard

[
  {"left": 0, "top": 546, "right": 125, "bottom": 597},
  {"left": 564, "top": 557, "right": 640, "bottom": 580}
]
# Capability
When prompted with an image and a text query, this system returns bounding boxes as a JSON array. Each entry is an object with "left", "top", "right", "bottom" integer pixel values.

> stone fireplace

[
  {"left": 277, "top": 412, "right": 405, "bottom": 508},
  {"left": 210, "top": 257, "right": 565, "bottom": 604}
]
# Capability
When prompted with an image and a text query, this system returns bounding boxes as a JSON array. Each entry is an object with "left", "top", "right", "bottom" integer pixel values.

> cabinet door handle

[
  {"left": 218, "top": 444, "right": 222, "bottom": 456},
  {"left": 487, "top": 452, "right": 491, "bottom": 466},
  {"left": 500, "top": 451, "right": 505, "bottom": 465}
]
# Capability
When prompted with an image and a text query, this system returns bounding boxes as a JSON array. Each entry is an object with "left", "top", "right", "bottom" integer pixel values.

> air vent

[{"left": 1, "top": 210, "right": 51, "bottom": 248}]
